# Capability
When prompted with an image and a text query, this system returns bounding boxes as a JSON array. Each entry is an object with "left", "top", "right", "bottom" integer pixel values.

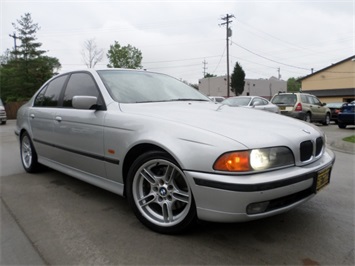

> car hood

[{"left": 119, "top": 102, "right": 322, "bottom": 149}]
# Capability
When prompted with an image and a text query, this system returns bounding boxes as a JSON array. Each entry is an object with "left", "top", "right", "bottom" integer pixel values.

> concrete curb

[{"left": 328, "top": 139, "right": 355, "bottom": 154}]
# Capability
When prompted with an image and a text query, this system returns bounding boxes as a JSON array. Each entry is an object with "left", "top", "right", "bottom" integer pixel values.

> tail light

[{"left": 295, "top": 103, "right": 302, "bottom": 111}]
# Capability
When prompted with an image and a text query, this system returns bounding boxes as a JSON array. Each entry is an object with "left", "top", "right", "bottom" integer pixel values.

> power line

[
  {"left": 231, "top": 40, "right": 312, "bottom": 71},
  {"left": 143, "top": 55, "right": 221, "bottom": 64},
  {"left": 212, "top": 47, "right": 226, "bottom": 75}
]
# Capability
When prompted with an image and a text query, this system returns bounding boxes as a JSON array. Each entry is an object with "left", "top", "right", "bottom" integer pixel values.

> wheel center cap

[{"left": 159, "top": 187, "right": 168, "bottom": 197}]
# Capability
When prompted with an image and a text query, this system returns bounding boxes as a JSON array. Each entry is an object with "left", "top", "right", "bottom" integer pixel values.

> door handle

[
  {"left": 30, "top": 114, "right": 35, "bottom": 119},
  {"left": 55, "top": 116, "right": 62, "bottom": 122}
]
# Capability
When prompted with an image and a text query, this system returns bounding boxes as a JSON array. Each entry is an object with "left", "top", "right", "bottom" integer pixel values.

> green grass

[{"left": 343, "top": 135, "right": 355, "bottom": 143}]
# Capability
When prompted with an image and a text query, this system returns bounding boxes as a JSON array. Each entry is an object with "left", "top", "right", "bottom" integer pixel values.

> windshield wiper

[
  {"left": 169, "top": 98, "right": 209, "bottom": 102},
  {"left": 135, "top": 99, "right": 209, "bottom": 103}
]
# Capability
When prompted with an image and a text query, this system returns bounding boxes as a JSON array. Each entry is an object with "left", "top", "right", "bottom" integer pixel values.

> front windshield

[
  {"left": 97, "top": 70, "right": 209, "bottom": 103},
  {"left": 222, "top": 97, "right": 251, "bottom": 106}
]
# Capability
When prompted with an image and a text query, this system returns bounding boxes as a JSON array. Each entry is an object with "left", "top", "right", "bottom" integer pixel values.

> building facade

[
  {"left": 300, "top": 55, "right": 355, "bottom": 103},
  {"left": 198, "top": 76, "right": 286, "bottom": 100}
]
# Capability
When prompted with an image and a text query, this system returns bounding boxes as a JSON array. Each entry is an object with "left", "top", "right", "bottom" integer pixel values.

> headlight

[{"left": 213, "top": 147, "right": 294, "bottom": 172}]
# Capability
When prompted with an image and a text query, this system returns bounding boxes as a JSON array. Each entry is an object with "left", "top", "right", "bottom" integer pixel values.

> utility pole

[
  {"left": 9, "top": 32, "right": 19, "bottom": 54},
  {"left": 220, "top": 14, "right": 234, "bottom": 97},
  {"left": 202, "top": 59, "right": 208, "bottom": 77}
]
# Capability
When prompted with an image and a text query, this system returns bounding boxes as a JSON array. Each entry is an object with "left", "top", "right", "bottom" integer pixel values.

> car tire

[
  {"left": 322, "top": 113, "right": 330, "bottom": 126},
  {"left": 338, "top": 123, "right": 346, "bottom": 129},
  {"left": 126, "top": 150, "right": 197, "bottom": 234},
  {"left": 305, "top": 113, "right": 311, "bottom": 123},
  {"left": 20, "top": 132, "right": 41, "bottom": 173}
]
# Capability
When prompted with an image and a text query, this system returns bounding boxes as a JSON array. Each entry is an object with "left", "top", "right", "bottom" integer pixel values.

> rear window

[
  {"left": 271, "top": 94, "right": 297, "bottom": 105},
  {"left": 326, "top": 103, "right": 344, "bottom": 108},
  {"left": 341, "top": 105, "right": 355, "bottom": 113}
]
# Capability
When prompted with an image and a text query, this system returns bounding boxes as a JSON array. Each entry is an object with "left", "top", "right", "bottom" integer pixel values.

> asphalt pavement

[{"left": 1, "top": 120, "right": 354, "bottom": 265}]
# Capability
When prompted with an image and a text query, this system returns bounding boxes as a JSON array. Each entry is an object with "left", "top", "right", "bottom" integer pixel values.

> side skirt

[{"left": 38, "top": 156, "right": 125, "bottom": 196}]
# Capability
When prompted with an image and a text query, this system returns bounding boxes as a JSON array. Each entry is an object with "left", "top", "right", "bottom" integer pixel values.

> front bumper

[{"left": 184, "top": 148, "right": 335, "bottom": 222}]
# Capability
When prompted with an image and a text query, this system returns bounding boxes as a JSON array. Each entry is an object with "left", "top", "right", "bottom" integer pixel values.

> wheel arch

[
  {"left": 305, "top": 111, "right": 312, "bottom": 121},
  {"left": 122, "top": 143, "right": 174, "bottom": 196},
  {"left": 19, "top": 128, "right": 29, "bottom": 138}
]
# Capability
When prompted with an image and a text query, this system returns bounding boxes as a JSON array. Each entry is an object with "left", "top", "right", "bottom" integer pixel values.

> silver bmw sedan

[{"left": 16, "top": 69, "right": 335, "bottom": 234}]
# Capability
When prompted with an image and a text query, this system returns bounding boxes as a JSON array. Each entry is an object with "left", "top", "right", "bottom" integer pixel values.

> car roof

[{"left": 276, "top": 92, "right": 311, "bottom": 95}]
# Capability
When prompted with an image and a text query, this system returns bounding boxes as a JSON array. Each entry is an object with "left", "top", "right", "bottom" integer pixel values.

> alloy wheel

[{"left": 132, "top": 159, "right": 192, "bottom": 227}]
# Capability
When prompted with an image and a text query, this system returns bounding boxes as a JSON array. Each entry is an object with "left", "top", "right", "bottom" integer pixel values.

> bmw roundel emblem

[{"left": 159, "top": 187, "right": 167, "bottom": 196}]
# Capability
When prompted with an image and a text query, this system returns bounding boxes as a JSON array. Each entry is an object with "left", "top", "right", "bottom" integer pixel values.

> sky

[{"left": 1, "top": 0, "right": 354, "bottom": 84}]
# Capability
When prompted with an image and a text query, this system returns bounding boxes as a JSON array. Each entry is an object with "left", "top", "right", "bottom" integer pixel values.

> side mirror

[
  {"left": 252, "top": 100, "right": 262, "bottom": 107},
  {"left": 72, "top": 96, "right": 98, "bottom": 110}
]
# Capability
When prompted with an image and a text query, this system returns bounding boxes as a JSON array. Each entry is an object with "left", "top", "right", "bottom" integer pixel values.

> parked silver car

[
  {"left": 16, "top": 69, "right": 335, "bottom": 234},
  {"left": 222, "top": 96, "right": 280, "bottom": 113},
  {"left": 209, "top": 96, "right": 225, "bottom": 103},
  {"left": 271, "top": 92, "right": 331, "bottom": 125}
]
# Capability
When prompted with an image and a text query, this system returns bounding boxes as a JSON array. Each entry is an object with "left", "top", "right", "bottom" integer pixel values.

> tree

[
  {"left": 0, "top": 13, "right": 61, "bottom": 102},
  {"left": 81, "top": 38, "right": 103, "bottom": 68},
  {"left": 0, "top": 49, "right": 13, "bottom": 65},
  {"left": 107, "top": 41, "right": 142, "bottom": 69},
  {"left": 11, "top": 13, "right": 46, "bottom": 60},
  {"left": 204, "top": 73, "right": 217, "bottom": 78},
  {"left": 189, "top": 83, "right": 199, "bottom": 90},
  {"left": 230, "top": 62, "right": 245, "bottom": 96},
  {"left": 287, "top": 77, "right": 302, "bottom": 92}
]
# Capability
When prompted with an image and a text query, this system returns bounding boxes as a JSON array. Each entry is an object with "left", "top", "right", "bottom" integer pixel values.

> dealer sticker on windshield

[{"left": 316, "top": 167, "right": 331, "bottom": 192}]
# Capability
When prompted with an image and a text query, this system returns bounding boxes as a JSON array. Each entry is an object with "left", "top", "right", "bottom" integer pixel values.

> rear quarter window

[{"left": 34, "top": 75, "right": 68, "bottom": 107}]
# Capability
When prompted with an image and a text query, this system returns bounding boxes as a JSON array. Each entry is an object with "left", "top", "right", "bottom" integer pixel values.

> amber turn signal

[{"left": 213, "top": 151, "right": 251, "bottom": 172}]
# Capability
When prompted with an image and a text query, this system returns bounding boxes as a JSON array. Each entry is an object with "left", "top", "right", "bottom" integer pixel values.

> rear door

[
  {"left": 308, "top": 95, "right": 324, "bottom": 120},
  {"left": 29, "top": 74, "right": 68, "bottom": 160}
]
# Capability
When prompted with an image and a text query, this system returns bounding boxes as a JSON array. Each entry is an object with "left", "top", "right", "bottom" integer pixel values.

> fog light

[{"left": 247, "top": 201, "right": 270, "bottom": 214}]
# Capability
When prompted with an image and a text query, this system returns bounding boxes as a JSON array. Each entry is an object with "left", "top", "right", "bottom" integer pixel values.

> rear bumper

[
  {"left": 280, "top": 111, "right": 306, "bottom": 120},
  {"left": 185, "top": 148, "right": 335, "bottom": 222},
  {"left": 338, "top": 114, "right": 355, "bottom": 125}
]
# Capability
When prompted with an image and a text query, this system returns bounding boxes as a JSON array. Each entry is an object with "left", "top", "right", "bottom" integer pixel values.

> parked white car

[
  {"left": 0, "top": 98, "right": 7, "bottom": 125},
  {"left": 16, "top": 69, "right": 335, "bottom": 234},
  {"left": 222, "top": 96, "right": 280, "bottom": 113}
]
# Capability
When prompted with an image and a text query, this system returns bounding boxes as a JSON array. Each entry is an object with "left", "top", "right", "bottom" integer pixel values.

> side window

[
  {"left": 34, "top": 85, "right": 47, "bottom": 107},
  {"left": 311, "top": 96, "right": 321, "bottom": 105},
  {"left": 261, "top": 99, "right": 268, "bottom": 105},
  {"left": 252, "top": 98, "right": 265, "bottom": 106},
  {"left": 301, "top": 95, "right": 308, "bottom": 103},
  {"left": 63, "top": 73, "right": 100, "bottom": 108},
  {"left": 34, "top": 75, "right": 68, "bottom": 107}
]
